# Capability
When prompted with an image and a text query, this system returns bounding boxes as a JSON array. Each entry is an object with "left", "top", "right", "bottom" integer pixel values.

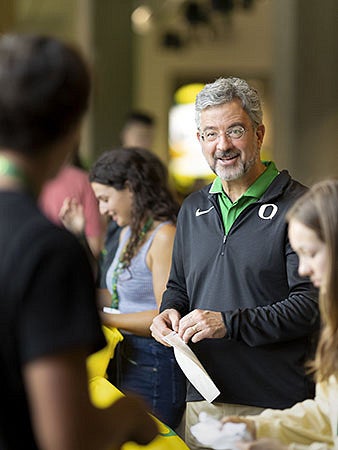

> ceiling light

[{"left": 131, "top": 5, "right": 153, "bottom": 34}]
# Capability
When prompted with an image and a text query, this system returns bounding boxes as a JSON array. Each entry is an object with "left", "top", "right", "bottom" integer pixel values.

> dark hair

[
  {"left": 89, "top": 147, "right": 179, "bottom": 266},
  {"left": 123, "top": 111, "right": 155, "bottom": 127},
  {"left": 0, "top": 34, "right": 91, "bottom": 154}
]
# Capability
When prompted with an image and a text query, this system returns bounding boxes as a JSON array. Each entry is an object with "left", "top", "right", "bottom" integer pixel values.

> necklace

[
  {"left": 0, "top": 155, "right": 29, "bottom": 188},
  {"left": 110, "top": 217, "right": 154, "bottom": 309}
]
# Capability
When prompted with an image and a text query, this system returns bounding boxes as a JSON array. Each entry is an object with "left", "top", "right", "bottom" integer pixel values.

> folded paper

[{"left": 163, "top": 331, "right": 220, "bottom": 403}]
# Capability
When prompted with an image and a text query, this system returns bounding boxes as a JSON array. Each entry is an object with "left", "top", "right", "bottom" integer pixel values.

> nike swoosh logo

[{"left": 195, "top": 206, "right": 214, "bottom": 217}]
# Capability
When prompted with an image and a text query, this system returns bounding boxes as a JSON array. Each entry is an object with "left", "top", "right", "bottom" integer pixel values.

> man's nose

[{"left": 216, "top": 132, "right": 233, "bottom": 149}]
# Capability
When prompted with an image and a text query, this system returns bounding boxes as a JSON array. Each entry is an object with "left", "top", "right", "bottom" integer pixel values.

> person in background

[
  {"left": 97, "top": 110, "right": 157, "bottom": 288},
  {"left": 89, "top": 147, "right": 186, "bottom": 430},
  {"left": 120, "top": 110, "right": 155, "bottom": 151},
  {"left": 0, "top": 33, "right": 157, "bottom": 450},
  {"left": 39, "top": 148, "right": 104, "bottom": 260},
  {"left": 150, "top": 76, "right": 319, "bottom": 449},
  {"left": 222, "top": 178, "right": 338, "bottom": 449}
]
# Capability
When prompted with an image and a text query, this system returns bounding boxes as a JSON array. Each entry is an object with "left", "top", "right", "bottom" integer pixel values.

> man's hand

[
  {"left": 150, "top": 309, "right": 181, "bottom": 346},
  {"left": 178, "top": 309, "right": 226, "bottom": 343}
]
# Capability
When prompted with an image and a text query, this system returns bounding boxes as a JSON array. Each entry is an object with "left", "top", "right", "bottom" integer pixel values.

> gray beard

[{"left": 213, "top": 151, "right": 259, "bottom": 181}]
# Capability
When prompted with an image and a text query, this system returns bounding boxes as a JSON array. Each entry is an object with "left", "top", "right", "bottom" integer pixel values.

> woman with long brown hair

[{"left": 89, "top": 147, "right": 186, "bottom": 430}]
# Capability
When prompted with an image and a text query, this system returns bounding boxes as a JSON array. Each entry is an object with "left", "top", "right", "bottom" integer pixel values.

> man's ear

[{"left": 256, "top": 124, "right": 265, "bottom": 149}]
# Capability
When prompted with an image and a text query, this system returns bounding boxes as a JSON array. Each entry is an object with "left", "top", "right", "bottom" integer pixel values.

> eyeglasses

[{"left": 200, "top": 125, "right": 247, "bottom": 143}]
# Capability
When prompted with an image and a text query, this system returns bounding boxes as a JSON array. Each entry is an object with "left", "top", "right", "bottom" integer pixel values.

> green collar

[{"left": 209, "top": 161, "right": 279, "bottom": 234}]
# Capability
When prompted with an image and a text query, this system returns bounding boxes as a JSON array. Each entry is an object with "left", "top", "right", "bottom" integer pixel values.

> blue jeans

[{"left": 116, "top": 334, "right": 186, "bottom": 429}]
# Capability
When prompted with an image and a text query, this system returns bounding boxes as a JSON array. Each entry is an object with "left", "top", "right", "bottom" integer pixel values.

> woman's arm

[
  {"left": 97, "top": 223, "right": 176, "bottom": 337},
  {"left": 99, "top": 309, "right": 158, "bottom": 337},
  {"left": 147, "top": 223, "right": 176, "bottom": 306},
  {"left": 96, "top": 287, "right": 113, "bottom": 310},
  {"left": 222, "top": 381, "right": 334, "bottom": 449}
]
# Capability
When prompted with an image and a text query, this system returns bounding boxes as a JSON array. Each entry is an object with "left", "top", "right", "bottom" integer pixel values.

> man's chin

[{"left": 216, "top": 168, "right": 243, "bottom": 182}]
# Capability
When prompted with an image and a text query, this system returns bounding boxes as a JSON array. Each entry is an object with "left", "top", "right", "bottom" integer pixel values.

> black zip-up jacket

[{"left": 161, "top": 170, "right": 319, "bottom": 408}]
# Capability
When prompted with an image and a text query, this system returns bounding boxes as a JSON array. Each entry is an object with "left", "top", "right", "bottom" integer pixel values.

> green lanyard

[
  {"left": 0, "top": 155, "right": 28, "bottom": 185},
  {"left": 110, "top": 217, "right": 154, "bottom": 309},
  {"left": 110, "top": 259, "right": 127, "bottom": 309}
]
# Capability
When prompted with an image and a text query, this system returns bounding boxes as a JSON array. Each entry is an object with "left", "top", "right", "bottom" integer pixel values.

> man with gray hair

[{"left": 151, "top": 76, "right": 319, "bottom": 449}]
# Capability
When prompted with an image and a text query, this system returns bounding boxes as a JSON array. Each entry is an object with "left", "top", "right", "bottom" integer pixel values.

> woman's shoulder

[
  {"left": 153, "top": 220, "right": 176, "bottom": 234},
  {"left": 150, "top": 220, "right": 176, "bottom": 245}
]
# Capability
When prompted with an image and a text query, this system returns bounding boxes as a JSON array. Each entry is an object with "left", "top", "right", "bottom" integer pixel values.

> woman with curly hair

[{"left": 89, "top": 147, "right": 186, "bottom": 430}]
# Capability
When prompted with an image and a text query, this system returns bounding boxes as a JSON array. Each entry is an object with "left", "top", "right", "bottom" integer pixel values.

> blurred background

[{"left": 1, "top": 0, "right": 337, "bottom": 196}]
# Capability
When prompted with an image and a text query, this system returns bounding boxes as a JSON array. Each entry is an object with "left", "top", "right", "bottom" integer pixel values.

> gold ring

[{"left": 192, "top": 324, "right": 199, "bottom": 333}]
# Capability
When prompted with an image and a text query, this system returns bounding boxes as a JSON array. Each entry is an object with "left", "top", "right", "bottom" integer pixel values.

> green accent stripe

[{"left": 159, "top": 427, "right": 176, "bottom": 437}]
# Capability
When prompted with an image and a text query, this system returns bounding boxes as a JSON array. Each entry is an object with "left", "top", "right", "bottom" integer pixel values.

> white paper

[
  {"left": 103, "top": 307, "right": 121, "bottom": 314},
  {"left": 190, "top": 412, "right": 252, "bottom": 450},
  {"left": 163, "top": 331, "right": 220, "bottom": 403}
]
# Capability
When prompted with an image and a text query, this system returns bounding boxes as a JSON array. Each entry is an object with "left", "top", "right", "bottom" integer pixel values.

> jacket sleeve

[
  {"left": 252, "top": 381, "right": 334, "bottom": 449},
  {"left": 223, "top": 237, "right": 320, "bottom": 346}
]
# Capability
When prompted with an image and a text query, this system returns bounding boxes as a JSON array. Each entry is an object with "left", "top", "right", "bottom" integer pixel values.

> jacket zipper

[
  {"left": 208, "top": 194, "right": 227, "bottom": 257},
  {"left": 221, "top": 234, "right": 227, "bottom": 256}
]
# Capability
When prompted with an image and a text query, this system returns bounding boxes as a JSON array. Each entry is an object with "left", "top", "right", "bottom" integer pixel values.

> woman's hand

[
  {"left": 236, "top": 438, "right": 288, "bottom": 450},
  {"left": 221, "top": 416, "right": 256, "bottom": 439},
  {"left": 59, "top": 197, "right": 85, "bottom": 235}
]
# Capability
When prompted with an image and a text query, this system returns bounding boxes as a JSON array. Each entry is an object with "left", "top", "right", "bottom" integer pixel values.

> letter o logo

[{"left": 258, "top": 204, "right": 278, "bottom": 220}]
